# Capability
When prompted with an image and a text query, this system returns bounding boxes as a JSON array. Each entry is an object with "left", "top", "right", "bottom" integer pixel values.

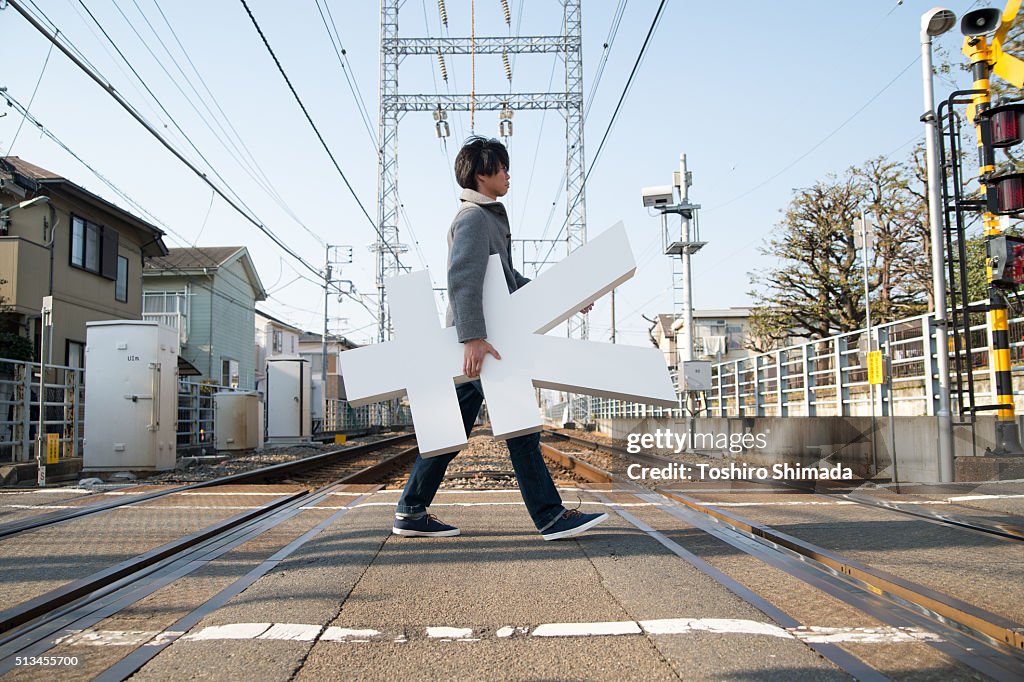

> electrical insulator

[
  {"left": 438, "top": 0, "right": 448, "bottom": 26},
  {"left": 502, "top": 50, "right": 512, "bottom": 81},
  {"left": 501, "top": 0, "right": 511, "bottom": 25},
  {"left": 436, "top": 49, "right": 448, "bottom": 82},
  {"left": 499, "top": 104, "right": 513, "bottom": 138},
  {"left": 433, "top": 107, "right": 450, "bottom": 138}
]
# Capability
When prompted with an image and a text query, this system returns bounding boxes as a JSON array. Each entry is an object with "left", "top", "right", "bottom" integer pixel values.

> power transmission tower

[{"left": 375, "top": 0, "right": 587, "bottom": 344}]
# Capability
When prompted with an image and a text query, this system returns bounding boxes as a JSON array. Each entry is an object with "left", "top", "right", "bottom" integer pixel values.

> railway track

[
  {"left": 0, "top": 435, "right": 428, "bottom": 677},
  {"left": 0, "top": 433, "right": 417, "bottom": 540},
  {"left": 538, "top": 429, "right": 1024, "bottom": 680}
]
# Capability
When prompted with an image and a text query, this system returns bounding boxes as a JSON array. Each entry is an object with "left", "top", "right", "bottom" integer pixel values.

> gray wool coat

[{"left": 446, "top": 188, "right": 530, "bottom": 342}]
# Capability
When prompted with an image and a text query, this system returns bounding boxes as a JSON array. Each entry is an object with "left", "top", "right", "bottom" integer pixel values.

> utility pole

[
  {"left": 323, "top": 245, "right": 352, "bottom": 430},
  {"left": 644, "top": 154, "right": 706, "bottom": 440}
]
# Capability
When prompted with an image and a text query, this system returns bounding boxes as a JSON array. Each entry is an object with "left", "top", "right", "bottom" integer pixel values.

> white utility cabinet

[
  {"left": 214, "top": 391, "right": 263, "bottom": 451},
  {"left": 680, "top": 360, "right": 713, "bottom": 392},
  {"left": 84, "top": 320, "right": 179, "bottom": 471},
  {"left": 265, "top": 356, "right": 311, "bottom": 444}
]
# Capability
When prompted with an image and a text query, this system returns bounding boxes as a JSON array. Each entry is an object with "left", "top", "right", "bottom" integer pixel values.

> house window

[
  {"left": 143, "top": 290, "right": 188, "bottom": 316},
  {"left": 70, "top": 215, "right": 118, "bottom": 279},
  {"left": 115, "top": 256, "right": 128, "bottom": 303},
  {"left": 66, "top": 340, "right": 85, "bottom": 369},
  {"left": 221, "top": 358, "right": 239, "bottom": 388},
  {"left": 272, "top": 330, "right": 283, "bottom": 353}
]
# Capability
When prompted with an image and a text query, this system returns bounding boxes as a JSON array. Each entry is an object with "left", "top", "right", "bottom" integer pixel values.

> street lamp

[{"left": 921, "top": 7, "right": 956, "bottom": 482}]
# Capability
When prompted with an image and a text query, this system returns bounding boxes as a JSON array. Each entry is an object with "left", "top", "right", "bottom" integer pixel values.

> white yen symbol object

[{"left": 339, "top": 223, "right": 677, "bottom": 457}]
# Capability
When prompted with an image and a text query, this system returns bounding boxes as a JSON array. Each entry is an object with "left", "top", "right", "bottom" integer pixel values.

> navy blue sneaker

[
  {"left": 392, "top": 514, "right": 460, "bottom": 537},
  {"left": 541, "top": 509, "right": 608, "bottom": 541}
]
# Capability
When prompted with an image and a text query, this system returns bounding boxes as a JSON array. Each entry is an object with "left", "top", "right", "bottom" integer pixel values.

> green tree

[
  {"left": 0, "top": 280, "right": 32, "bottom": 362},
  {"left": 747, "top": 173, "right": 863, "bottom": 345},
  {"left": 856, "top": 155, "right": 932, "bottom": 321}
]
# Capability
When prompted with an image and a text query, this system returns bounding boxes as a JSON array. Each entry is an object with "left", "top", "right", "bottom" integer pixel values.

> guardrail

[{"left": 546, "top": 305, "right": 1022, "bottom": 422}]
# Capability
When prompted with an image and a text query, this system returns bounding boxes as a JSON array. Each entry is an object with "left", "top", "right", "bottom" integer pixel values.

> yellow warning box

[
  {"left": 334, "top": 435, "right": 348, "bottom": 445},
  {"left": 867, "top": 351, "right": 884, "bottom": 385},
  {"left": 46, "top": 433, "right": 60, "bottom": 464}
]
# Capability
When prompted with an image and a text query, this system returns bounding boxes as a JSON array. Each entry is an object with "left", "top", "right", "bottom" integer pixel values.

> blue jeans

[{"left": 396, "top": 381, "right": 566, "bottom": 532}]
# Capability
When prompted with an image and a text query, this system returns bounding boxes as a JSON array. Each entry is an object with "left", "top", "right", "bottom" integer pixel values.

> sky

[{"left": 0, "top": 0, "right": 997, "bottom": 348}]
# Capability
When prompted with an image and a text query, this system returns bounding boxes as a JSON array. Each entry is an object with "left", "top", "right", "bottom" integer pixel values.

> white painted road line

[
  {"left": 532, "top": 621, "right": 642, "bottom": 637},
  {"left": 67, "top": 619, "right": 942, "bottom": 647},
  {"left": 640, "top": 618, "right": 791, "bottom": 638}
]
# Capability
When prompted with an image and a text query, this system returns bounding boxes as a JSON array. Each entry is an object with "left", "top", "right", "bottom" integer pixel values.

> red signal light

[
  {"left": 979, "top": 103, "right": 1024, "bottom": 148},
  {"left": 992, "top": 173, "right": 1024, "bottom": 214}
]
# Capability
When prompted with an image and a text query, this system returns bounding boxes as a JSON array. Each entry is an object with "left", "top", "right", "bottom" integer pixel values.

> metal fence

[
  {"left": 705, "top": 311, "right": 1002, "bottom": 418},
  {"left": 324, "top": 399, "right": 413, "bottom": 433},
  {"left": 0, "top": 357, "right": 84, "bottom": 464},
  {"left": 544, "top": 305, "right": 1024, "bottom": 422},
  {"left": 176, "top": 379, "right": 236, "bottom": 453}
]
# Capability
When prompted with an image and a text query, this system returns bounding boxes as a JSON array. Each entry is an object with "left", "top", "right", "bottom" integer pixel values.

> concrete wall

[{"left": 595, "top": 414, "right": 1009, "bottom": 484}]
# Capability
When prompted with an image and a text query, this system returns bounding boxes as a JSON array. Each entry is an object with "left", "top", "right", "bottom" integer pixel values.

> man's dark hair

[{"left": 454, "top": 136, "right": 510, "bottom": 190}]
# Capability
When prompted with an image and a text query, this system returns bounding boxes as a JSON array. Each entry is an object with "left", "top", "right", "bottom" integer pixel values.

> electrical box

[
  {"left": 214, "top": 391, "right": 262, "bottom": 451},
  {"left": 680, "top": 360, "right": 713, "bottom": 392},
  {"left": 990, "top": 234, "right": 1024, "bottom": 286},
  {"left": 265, "top": 356, "right": 312, "bottom": 445},
  {"left": 83, "top": 321, "right": 179, "bottom": 471}
]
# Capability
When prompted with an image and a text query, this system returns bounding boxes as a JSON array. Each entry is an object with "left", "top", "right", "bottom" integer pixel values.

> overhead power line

[
  {"left": 237, "top": 0, "right": 405, "bottom": 266},
  {"left": 538, "top": 0, "right": 669, "bottom": 267},
  {"left": 5, "top": 0, "right": 323, "bottom": 279}
]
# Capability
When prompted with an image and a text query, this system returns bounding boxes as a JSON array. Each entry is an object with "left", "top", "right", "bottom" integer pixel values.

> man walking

[{"left": 392, "top": 136, "right": 608, "bottom": 541}]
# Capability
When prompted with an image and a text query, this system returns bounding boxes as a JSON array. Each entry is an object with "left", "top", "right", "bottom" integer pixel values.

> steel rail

[
  {"left": 544, "top": 428, "right": 1024, "bottom": 542},
  {"left": 0, "top": 433, "right": 416, "bottom": 539},
  {"left": 540, "top": 440, "right": 1024, "bottom": 678},
  {"left": 0, "top": 445, "right": 417, "bottom": 670}
]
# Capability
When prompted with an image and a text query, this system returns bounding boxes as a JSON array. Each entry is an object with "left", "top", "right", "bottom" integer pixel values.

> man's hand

[
  {"left": 580, "top": 303, "right": 594, "bottom": 314},
  {"left": 463, "top": 338, "right": 501, "bottom": 377}
]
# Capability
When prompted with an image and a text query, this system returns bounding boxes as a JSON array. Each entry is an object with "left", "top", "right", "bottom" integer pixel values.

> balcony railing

[{"left": 142, "top": 312, "right": 188, "bottom": 344}]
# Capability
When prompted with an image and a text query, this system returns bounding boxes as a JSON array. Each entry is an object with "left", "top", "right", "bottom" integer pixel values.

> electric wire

[
  {"left": 537, "top": 0, "right": 669, "bottom": 268},
  {"left": 74, "top": 0, "right": 268, "bottom": 220},
  {"left": 21, "top": 0, "right": 324, "bottom": 278},
  {"left": 118, "top": 0, "right": 325, "bottom": 247},
  {"left": 145, "top": 0, "right": 291, "bottom": 207},
  {"left": 6, "top": 0, "right": 323, "bottom": 278},
  {"left": 4, "top": 40, "right": 54, "bottom": 156},
  {"left": 314, "top": 0, "right": 378, "bottom": 149},
  {"left": 237, "top": 0, "right": 405, "bottom": 267},
  {"left": 707, "top": 55, "right": 921, "bottom": 212}
]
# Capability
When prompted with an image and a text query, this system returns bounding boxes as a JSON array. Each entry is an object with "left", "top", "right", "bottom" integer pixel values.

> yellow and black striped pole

[{"left": 966, "top": 34, "right": 1024, "bottom": 454}]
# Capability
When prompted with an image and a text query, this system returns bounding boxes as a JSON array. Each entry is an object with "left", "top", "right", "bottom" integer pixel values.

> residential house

[
  {"left": 254, "top": 308, "right": 302, "bottom": 394},
  {"left": 142, "top": 247, "right": 266, "bottom": 389},
  {"left": 692, "top": 308, "right": 754, "bottom": 363},
  {"left": 0, "top": 156, "right": 168, "bottom": 367},
  {"left": 651, "top": 308, "right": 756, "bottom": 369},
  {"left": 297, "top": 331, "right": 359, "bottom": 401}
]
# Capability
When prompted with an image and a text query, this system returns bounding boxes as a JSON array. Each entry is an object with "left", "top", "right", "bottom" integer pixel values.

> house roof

[
  {"left": 144, "top": 246, "right": 244, "bottom": 271},
  {"left": 0, "top": 156, "right": 168, "bottom": 257},
  {"left": 255, "top": 308, "right": 303, "bottom": 334},
  {"left": 145, "top": 246, "right": 267, "bottom": 301},
  {"left": 299, "top": 331, "right": 360, "bottom": 350}
]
